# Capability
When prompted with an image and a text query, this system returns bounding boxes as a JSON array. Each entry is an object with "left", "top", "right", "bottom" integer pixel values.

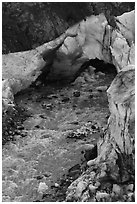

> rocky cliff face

[
  {"left": 2, "top": 2, "right": 134, "bottom": 54},
  {"left": 2, "top": 9, "right": 135, "bottom": 113}
]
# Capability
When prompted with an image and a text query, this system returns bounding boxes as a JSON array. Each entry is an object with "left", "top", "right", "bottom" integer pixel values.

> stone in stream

[
  {"left": 89, "top": 184, "right": 98, "bottom": 193},
  {"left": 84, "top": 72, "right": 95, "bottom": 83},
  {"left": 38, "top": 182, "right": 48, "bottom": 194},
  {"left": 127, "top": 192, "right": 134, "bottom": 202},
  {"left": 95, "top": 192, "right": 110, "bottom": 201},
  {"left": 42, "top": 103, "right": 53, "bottom": 110},
  {"left": 46, "top": 94, "right": 58, "bottom": 99},
  {"left": 96, "top": 86, "right": 108, "bottom": 92},
  {"left": 126, "top": 184, "right": 134, "bottom": 192},
  {"left": 88, "top": 66, "right": 96, "bottom": 75},
  {"left": 96, "top": 71, "right": 105, "bottom": 76},
  {"left": 112, "top": 184, "right": 122, "bottom": 195},
  {"left": 72, "top": 76, "right": 86, "bottom": 86},
  {"left": 54, "top": 183, "right": 60, "bottom": 188}
]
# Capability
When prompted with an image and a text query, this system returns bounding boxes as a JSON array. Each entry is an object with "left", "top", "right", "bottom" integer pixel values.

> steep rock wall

[{"left": 2, "top": 10, "right": 135, "bottom": 113}]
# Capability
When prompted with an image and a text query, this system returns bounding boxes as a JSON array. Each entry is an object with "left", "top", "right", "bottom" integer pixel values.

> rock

[
  {"left": 2, "top": 195, "right": 11, "bottom": 202},
  {"left": 72, "top": 76, "right": 86, "bottom": 85},
  {"left": 2, "top": 10, "right": 135, "bottom": 115},
  {"left": 83, "top": 144, "right": 95, "bottom": 151},
  {"left": 75, "top": 181, "right": 87, "bottom": 198},
  {"left": 89, "top": 171, "right": 96, "bottom": 179},
  {"left": 116, "top": 10, "right": 135, "bottom": 45},
  {"left": 96, "top": 86, "right": 108, "bottom": 92},
  {"left": 96, "top": 192, "right": 110, "bottom": 201},
  {"left": 42, "top": 103, "right": 53, "bottom": 110},
  {"left": 94, "top": 181, "right": 101, "bottom": 188},
  {"left": 98, "top": 170, "right": 106, "bottom": 178},
  {"left": 87, "top": 159, "right": 96, "bottom": 166},
  {"left": 112, "top": 184, "right": 121, "bottom": 195},
  {"left": 84, "top": 72, "right": 94, "bottom": 83},
  {"left": 88, "top": 66, "right": 96, "bottom": 75},
  {"left": 96, "top": 71, "right": 105, "bottom": 76},
  {"left": 37, "top": 182, "right": 48, "bottom": 194},
  {"left": 89, "top": 184, "right": 98, "bottom": 193},
  {"left": 107, "top": 69, "right": 135, "bottom": 155},
  {"left": 127, "top": 192, "right": 134, "bottom": 202},
  {"left": 126, "top": 184, "right": 134, "bottom": 192},
  {"left": 81, "top": 190, "right": 90, "bottom": 202},
  {"left": 47, "top": 13, "right": 111, "bottom": 81},
  {"left": 46, "top": 94, "right": 58, "bottom": 99},
  {"left": 111, "top": 10, "right": 135, "bottom": 71},
  {"left": 73, "top": 91, "right": 80, "bottom": 97},
  {"left": 54, "top": 183, "right": 60, "bottom": 188}
]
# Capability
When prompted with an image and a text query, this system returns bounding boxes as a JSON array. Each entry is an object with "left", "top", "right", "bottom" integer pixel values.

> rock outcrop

[
  {"left": 65, "top": 10, "right": 135, "bottom": 202},
  {"left": 2, "top": 10, "right": 135, "bottom": 115},
  {"left": 2, "top": 13, "right": 111, "bottom": 112},
  {"left": 110, "top": 10, "right": 135, "bottom": 71},
  {"left": 65, "top": 66, "right": 135, "bottom": 202}
]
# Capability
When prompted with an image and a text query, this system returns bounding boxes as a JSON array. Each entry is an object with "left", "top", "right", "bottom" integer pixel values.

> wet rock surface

[{"left": 2, "top": 70, "right": 115, "bottom": 202}]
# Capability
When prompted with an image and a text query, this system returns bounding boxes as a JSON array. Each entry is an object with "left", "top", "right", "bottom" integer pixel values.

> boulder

[
  {"left": 47, "top": 14, "right": 111, "bottom": 81},
  {"left": 2, "top": 32, "right": 74, "bottom": 112},
  {"left": 111, "top": 10, "right": 135, "bottom": 71}
]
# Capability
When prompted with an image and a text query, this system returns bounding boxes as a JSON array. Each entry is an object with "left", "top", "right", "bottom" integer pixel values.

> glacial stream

[{"left": 2, "top": 70, "right": 116, "bottom": 202}]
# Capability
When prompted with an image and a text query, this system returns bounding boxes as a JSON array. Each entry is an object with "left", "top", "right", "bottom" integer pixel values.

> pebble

[
  {"left": 112, "top": 184, "right": 121, "bottom": 195},
  {"left": 98, "top": 170, "right": 106, "bottom": 178},
  {"left": 73, "top": 91, "right": 80, "bottom": 97},
  {"left": 54, "top": 183, "right": 60, "bottom": 187},
  {"left": 46, "top": 103, "right": 53, "bottom": 110},
  {"left": 94, "top": 181, "right": 101, "bottom": 188},
  {"left": 127, "top": 192, "right": 134, "bottom": 201},
  {"left": 89, "top": 184, "right": 98, "bottom": 193},
  {"left": 84, "top": 73, "right": 94, "bottom": 82},
  {"left": 76, "top": 181, "right": 87, "bottom": 198},
  {"left": 89, "top": 171, "right": 96, "bottom": 179},
  {"left": 83, "top": 144, "right": 95, "bottom": 151},
  {"left": 41, "top": 102, "right": 53, "bottom": 110},
  {"left": 88, "top": 66, "right": 96, "bottom": 75},
  {"left": 47, "top": 94, "right": 58, "bottom": 99},
  {"left": 2, "top": 195, "right": 11, "bottom": 202},
  {"left": 37, "top": 182, "right": 48, "bottom": 194},
  {"left": 96, "top": 192, "right": 110, "bottom": 201},
  {"left": 126, "top": 184, "right": 134, "bottom": 192},
  {"left": 72, "top": 76, "right": 85, "bottom": 85},
  {"left": 97, "top": 71, "right": 105, "bottom": 76},
  {"left": 96, "top": 86, "right": 108, "bottom": 92},
  {"left": 17, "top": 125, "right": 24, "bottom": 130},
  {"left": 87, "top": 159, "right": 96, "bottom": 166}
]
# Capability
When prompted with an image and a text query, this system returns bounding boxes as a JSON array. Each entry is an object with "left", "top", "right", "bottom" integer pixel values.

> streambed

[{"left": 2, "top": 70, "right": 116, "bottom": 202}]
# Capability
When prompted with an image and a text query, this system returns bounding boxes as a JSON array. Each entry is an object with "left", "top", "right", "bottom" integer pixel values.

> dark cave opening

[
  {"left": 72, "top": 58, "right": 117, "bottom": 83},
  {"left": 30, "top": 58, "right": 118, "bottom": 89}
]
